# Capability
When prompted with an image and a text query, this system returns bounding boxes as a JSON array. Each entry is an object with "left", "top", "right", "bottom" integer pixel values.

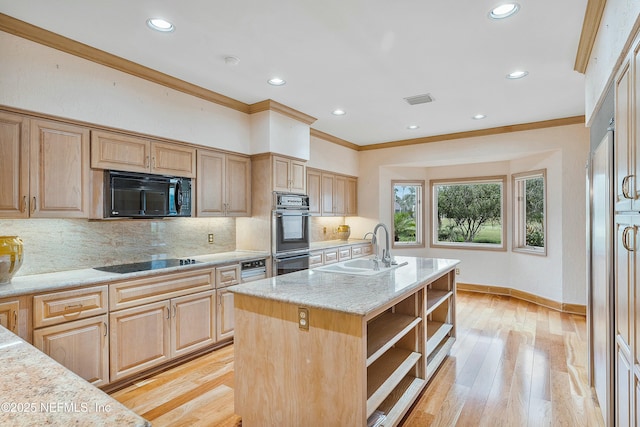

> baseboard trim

[{"left": 457, "top": 283, "right": 586, "bottom": 316}]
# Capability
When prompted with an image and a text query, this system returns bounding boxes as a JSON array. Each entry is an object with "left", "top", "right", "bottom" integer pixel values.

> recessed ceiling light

[
  {"left": 407, "top": 125, "right": 420, "bottom": 130},
  {"left": 146, "top": 18, "right": 175, "bottom": 32},
  {"left": 332, "top": 109, "right": 346, "bottom": 116},
  {"left": 225, "top": 56, "right": 240, "bottom": 66},
  {"left": 488, "top": 3, "right": 520, "bottom": 19},
  {"left": 506, "top": 70, "right": 529, "bottom": 79},
  {"left": 473, "top": 114, "right": 487, "bottom": 120},
  {"left": 268, "top": 77, "right": 286, "bottom": 86}
]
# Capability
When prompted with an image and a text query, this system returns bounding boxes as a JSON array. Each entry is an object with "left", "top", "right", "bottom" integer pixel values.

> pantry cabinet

[
  {"left": 196, "top": 149, "right": 251, "bottom": 217},
  {"left": 91, "top": 130, "right": 196, "bottom": 178}
]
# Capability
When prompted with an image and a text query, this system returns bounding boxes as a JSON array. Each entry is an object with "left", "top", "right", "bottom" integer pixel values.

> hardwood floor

[{"left": 111, "top": 291, "right": 604, "bottom": 426}]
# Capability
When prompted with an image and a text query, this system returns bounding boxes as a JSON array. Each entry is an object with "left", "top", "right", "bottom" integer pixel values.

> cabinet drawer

[
  {"left": 352, "top": 244, "right": 372, "bottom": 258},
  {"left": 110, "top": 268, "right": 214, "bottom": 311},
  {"left": 216, "top": 264, "right": 240, "bottom": 288},
  {"left": 34, "top": 285, "right": 108, "bottom": 328},
  {"left": 309, "top": 252, "right": 323, "bottom": 268},
  {"left": 338, "top": 248, "right": 351, "bottom": 261},
  {"left": 324, "top": 249, "right": 339, "bottom": 265}
]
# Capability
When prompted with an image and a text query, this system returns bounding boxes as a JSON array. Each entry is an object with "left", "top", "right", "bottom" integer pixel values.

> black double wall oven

[{"left": 272, "top": 192, "right": 311, "bottom": 276}]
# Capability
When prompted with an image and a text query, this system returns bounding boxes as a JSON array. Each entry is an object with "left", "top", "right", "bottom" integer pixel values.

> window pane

[
  {"left": 513, "top": 170, "right": 546, "bottom": 254},
  {"left": 432, "top": 178, "right": 505, "bottom": 249},
  {"left": 392, "top": 182, "right": 422, "bottom": 246}
]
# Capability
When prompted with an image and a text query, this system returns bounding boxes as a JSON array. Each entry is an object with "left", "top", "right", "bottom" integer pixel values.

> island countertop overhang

[{"left": 227, "top": 256, "right": 460, "bottom": 317}]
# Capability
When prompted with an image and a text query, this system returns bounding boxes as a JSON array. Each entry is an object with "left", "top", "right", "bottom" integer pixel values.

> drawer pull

[{"left": 65, "top": 303, "right": 83, "bottom": 311}]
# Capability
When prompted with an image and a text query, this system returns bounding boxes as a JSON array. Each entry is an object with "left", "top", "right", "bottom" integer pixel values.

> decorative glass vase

[{"left": 0, "top": 236, "right": 23, "bottom": 285}]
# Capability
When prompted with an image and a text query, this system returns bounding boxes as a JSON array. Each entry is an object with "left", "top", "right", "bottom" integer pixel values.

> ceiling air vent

[{"left": 404, "top": 93, "right": 434, "bottom": 105}]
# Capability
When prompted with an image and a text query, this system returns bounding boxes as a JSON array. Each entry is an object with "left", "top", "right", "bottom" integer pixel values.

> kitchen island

[{"left": 228, "top": 256, "right": 459, "bottom": 427}]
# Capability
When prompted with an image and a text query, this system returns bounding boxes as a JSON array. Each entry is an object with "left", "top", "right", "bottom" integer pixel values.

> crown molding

[
  {"left": 309, "top": 128, "right": 359, "bottom": 150},
  {"left": 358, "top": 116, "right": 586, "bottom": 151},
  {"left": 574, "top": 0, "right": 606, "bottom": 73},
  {"left": 249, "top": 99, "right": 317, "bottom": 125}
]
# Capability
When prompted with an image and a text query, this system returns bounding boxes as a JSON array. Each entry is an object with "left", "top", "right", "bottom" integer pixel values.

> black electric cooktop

[{"left": 94, "top": 258, "right": 200, "bottom": 274}]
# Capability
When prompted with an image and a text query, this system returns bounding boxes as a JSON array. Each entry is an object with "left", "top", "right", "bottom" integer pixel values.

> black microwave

[{"left": 105, "top": 171, "right": 192, "bottom": 218}]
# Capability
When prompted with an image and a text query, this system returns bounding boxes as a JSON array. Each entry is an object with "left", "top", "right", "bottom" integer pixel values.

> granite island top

[
  {"left": 1, "top": 250, "right": 269, "bottom": 299},
  {"left": 228, "top": 256, "right": 459, "bottom": 317},
  {"left": 0, "top": 326, "right": 149, "bottom": 426}
]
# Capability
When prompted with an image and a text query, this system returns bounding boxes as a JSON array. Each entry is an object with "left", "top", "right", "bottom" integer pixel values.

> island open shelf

[{"left": 230, "top": 256, "right": 458, "bottom": 426}]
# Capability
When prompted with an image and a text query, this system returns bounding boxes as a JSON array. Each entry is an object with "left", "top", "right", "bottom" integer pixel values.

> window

[
  {"left": 513, "top": 169, "right": 546, "bottom": 255},
  {"left": 392, "top": 181, "right": 424, "bottom": 248},
  {"left": 431, "top": 176, "right": 507, "bottom": 250}
]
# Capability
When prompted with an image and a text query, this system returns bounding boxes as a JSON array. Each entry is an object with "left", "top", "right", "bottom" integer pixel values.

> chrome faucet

[{"left": 372, "top": 223, "right": 393, "bottom": 267}]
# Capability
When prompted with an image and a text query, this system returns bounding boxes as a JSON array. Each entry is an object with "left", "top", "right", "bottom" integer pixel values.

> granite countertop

[
  {"left": 0, "top": 326, "right": 149, "bottom": 426},
  {"left": 1, "top": 250, "right": 270, "bottom": 299},
  {"left": 228, "top": 256, "right": 459, "bottom": 317}
]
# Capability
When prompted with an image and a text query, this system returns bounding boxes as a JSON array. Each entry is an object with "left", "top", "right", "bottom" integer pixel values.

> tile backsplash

[
  {"left": 310, "top": 217, "right": 359, "bottom": 242},
  {"left": 0, "top": 217, "right": 236, "bottom": 276}
]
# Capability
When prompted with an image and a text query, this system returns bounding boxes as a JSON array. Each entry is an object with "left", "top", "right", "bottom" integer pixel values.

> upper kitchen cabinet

[
  {"left": 196, "top": 149, "right": 251, "bottom": 217},
  {"left": 0, "top": 113, "right": 90, "bottom": 219},
  {"left": 306, "top": 167, "right": 358, "bottom": 217},
  {"left": 91, "top": 130, "right": 196, "bottom": 178},
  {"left": 0, "top": 112, "right": 29, "bottom": 218},
  {"left": 615, "top": 41, "right": 640, "bottom": 212},
  {"left": 273, "top": 155, "right": 306, "bottom": 194}
]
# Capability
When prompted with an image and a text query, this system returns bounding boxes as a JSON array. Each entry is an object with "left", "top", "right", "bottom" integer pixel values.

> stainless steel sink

[{"left": 314, "top": 257, "right": 408, "bottom": 276}]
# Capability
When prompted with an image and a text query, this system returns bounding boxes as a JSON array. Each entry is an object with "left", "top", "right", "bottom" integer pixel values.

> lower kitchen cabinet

[
  {"left": 0, "top": 300, "right": 19, "bottom": 335},
  {"left": 216, "top": 288, "right": 235, "bottom": 341},
  {"left": 33, "top": 315, "right": 109, "bottom": 387},
  {"left": 110, "top": 300, "right": 171, "bottom": 382},
  {"left": 172, "top": 290, "right": 216, "bottom": 358},
  {"left": 110, "top": 290, "right": 216, "bottom": 381}
]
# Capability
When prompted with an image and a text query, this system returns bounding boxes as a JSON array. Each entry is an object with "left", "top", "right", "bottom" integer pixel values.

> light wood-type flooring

[{"left": 111, "top": 291, "right": 604, "bottom": 426}]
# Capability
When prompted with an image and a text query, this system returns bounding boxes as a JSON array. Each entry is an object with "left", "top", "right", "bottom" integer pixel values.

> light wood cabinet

[
  {"left": 32, "top": 285, "right": 109, "bottom": 386},
  {"left": 273, "top": 155, "right": 305, "bottom": 193},
  {"left": 171, "top": 290, "right": 216, "bottom": 358},
  {"left": 91, "top": 130, "right": 196, "bottom": 178},
  {"left": 0, "top": 300, "right": 19, "bottom": 334},
  {"left": 109, "top": 300, "right": 171, "bottom": 381},
  {"left": 215, "top": 264, "right": 240, "bottom": 342},
  {"left": 30, "top": 120, "right": 91, "bottom": 218},
  {"left": 34, "top": 315, "right": 109, "bottom": 387},
  {"left": 109, "top": 268, "right": 216, "bottom": 381},
  {"left": 306, "top": 168, "right": 322, "bottom": 215},
  {"left": 1, "top": 117, "right": 90, "bottom": 218},
  {"left": 0, "top": 112, "right": 29, "bottom": 218},
  {"left": 307, "top": 167, "right": 357, "bottom": 217},
  {"left": 196, "top": 149, "right": 250, "bottom": 217}
]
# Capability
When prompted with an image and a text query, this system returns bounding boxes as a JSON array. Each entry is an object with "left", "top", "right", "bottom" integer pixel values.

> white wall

[
  {"left": 308, "top": 135, "right": 359, "bottom": 176},
  {"left": 584, "top": 0, "right": 640, "bottom": 124},
  {"left": 0, "top": 31, "right": 252, "bottom": 153},
  {"left": 357, "top": 124, "right": 589, "bottom": 305}
]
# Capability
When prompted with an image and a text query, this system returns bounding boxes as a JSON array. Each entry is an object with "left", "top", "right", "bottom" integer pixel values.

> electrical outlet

[
  {"left": 455, "top": 268, "right": 460, "bottom": 275},
  {"left": 208, "top": 233, "right": 214, "bottom": 244},
  {"left": 298, "top": 307, "right": 309, "bottom": 330}
]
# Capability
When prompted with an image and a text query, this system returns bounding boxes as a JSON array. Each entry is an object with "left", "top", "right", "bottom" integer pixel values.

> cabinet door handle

[
  {"left": 31, "top": 196, "right": 36, "bottom": 214},
  {"left": 622, "top": 175, "right": 634, "bottom": 199},
  {"left": 103, "top": 322, "right": 108, "bottom": 337},
  {"left": 166, "top": 306, "right": 171, "bottom": 319},
  {"left": 21, "top": 196, "right": 27, "bottom": 213},
  {"left": 145, "top": 155, "right": 150, "bottom": 168},
  {"left": 152, "top": 157, "right": 156, "bottom": 169},
  {"left": 622, "top": 226, "right": 636, "bottom": 252},
  {"left": 12, "top": 310, "right": 17, "bottom": 332},
  {"left": 172, "top": 304, "right": 177, "bottom": 318}
]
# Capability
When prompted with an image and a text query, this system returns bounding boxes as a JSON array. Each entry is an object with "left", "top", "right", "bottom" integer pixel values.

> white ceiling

[{"left": 0, "top": 0, "right": 587, "bottom": 146}]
